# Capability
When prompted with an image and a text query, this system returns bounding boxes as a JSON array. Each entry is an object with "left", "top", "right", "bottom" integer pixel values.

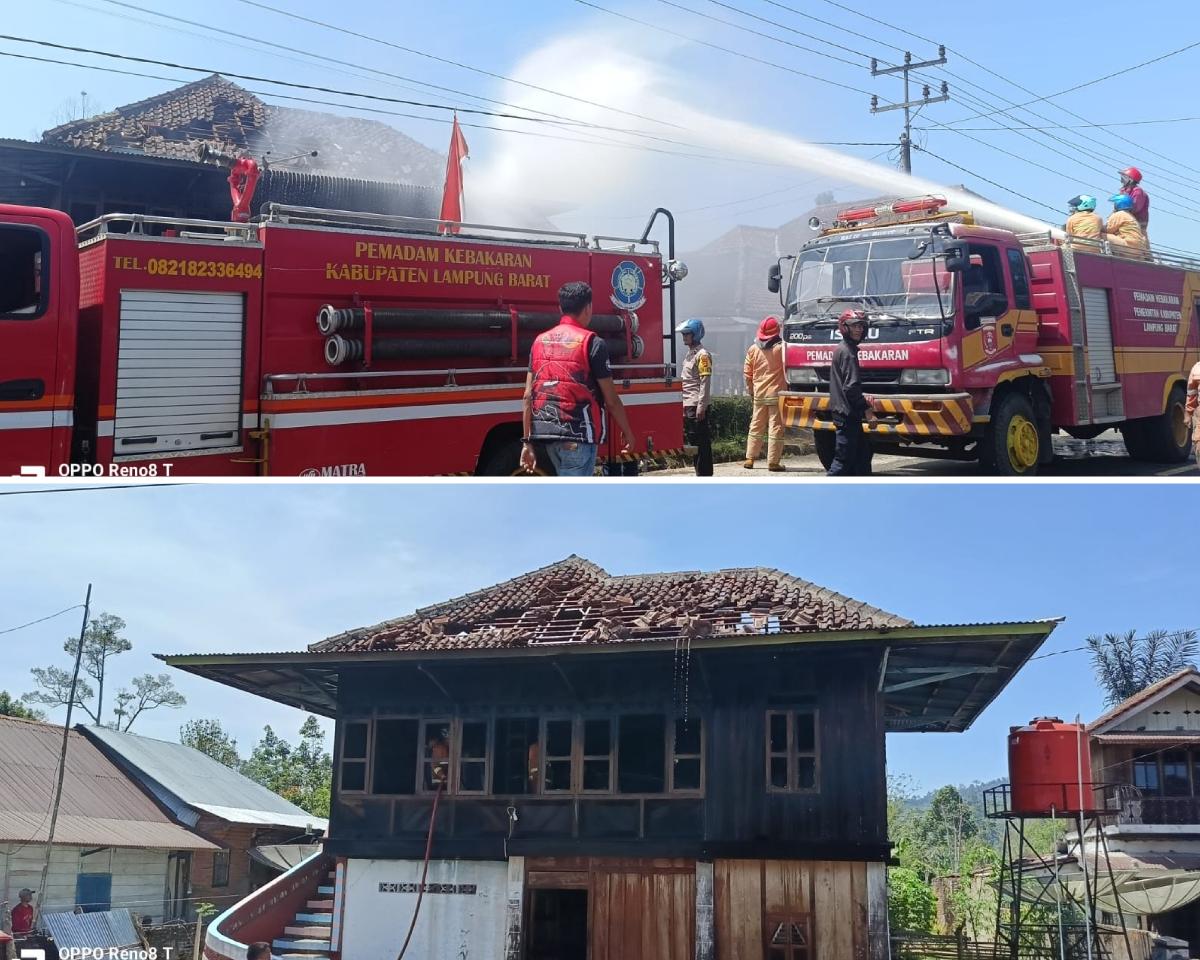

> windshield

[{"left": 786, "top": 237, "right": 953, "bottom": 322}]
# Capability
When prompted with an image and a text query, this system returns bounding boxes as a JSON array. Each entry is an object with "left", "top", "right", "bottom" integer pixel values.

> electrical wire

[
  {"left": 0, "top": 483, "right": 189, "bottom": 495},
  {"left": 912, "top": 145, "right": 1062, "bottom": 216},
  {"left": 921, "top": 117, "right": 1200, "bottom": 132},
  {"left": 0, "top": 605, "right": 86, "bottom": 637}
]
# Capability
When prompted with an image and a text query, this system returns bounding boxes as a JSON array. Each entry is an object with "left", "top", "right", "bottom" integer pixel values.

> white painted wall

[
  {"left": 340, "top": 859, "right": 508, "bottom": 960},
  {"left": 2, "top": 843, "right": 171, "bottom": 927},
  {"left": 1113, "top": 687, "right": 1200, "bottom": 732}
]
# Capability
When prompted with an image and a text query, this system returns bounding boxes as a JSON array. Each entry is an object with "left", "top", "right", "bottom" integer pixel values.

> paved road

[{"left": 651, "top": 432, "right": 1199, "bottom": 478}]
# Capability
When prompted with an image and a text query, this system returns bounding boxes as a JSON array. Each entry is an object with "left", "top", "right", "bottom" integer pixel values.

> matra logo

[{"left": 300, "top": 463, "right": 367, "bottom": 477}]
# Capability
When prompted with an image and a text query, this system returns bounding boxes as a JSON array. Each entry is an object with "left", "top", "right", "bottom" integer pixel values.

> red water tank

[{"left": 1008, "top": 717, "right": 1095, "bottom": 816}]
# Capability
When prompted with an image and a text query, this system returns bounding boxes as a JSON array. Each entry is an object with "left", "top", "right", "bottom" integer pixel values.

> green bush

[
  {"left": 707, "top": 395, "right": 753, "bottom": 444},
  {"left": 888, "top": 867, "right": 936, "bottom": 934}
]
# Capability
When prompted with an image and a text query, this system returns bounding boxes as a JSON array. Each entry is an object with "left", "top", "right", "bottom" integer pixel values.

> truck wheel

[
  {"left": 1120, "top": 384, "right": 1191, "bottom": 463},
  {"left": 981, "top": 392, "right": 1041, "bottom": 476},
  {"left": 813, "top": 430, "right": 836, "bottom": 471},
  {"left": 479, "top": 439, "right": 555, "bottom": 476}
]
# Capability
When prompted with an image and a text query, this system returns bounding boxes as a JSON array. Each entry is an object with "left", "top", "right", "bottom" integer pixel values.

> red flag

[{"left": 439, "top": 114, "right": 470, "bottom": 235}]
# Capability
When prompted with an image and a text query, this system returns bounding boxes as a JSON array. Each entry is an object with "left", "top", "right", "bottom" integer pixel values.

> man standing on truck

[
  {"left": 743, "top": 316, "right": 788, "bottom": 472},
  {"left": 1187, "top": 359, "right": 1200, "bottom": 462},
  {"left": 677, "top": 318, "right": 713, "bottom": 476},
  {"left": 828, "top": 311, "right": 877, "bottom": 476},
  {"left": 1118, "top": 166, "right": 1150, "bottom": 230},
  {"left": 521, "top": 281, "right": 636, "bottom": 477}
]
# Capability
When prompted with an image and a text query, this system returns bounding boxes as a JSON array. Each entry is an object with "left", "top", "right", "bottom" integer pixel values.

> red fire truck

[
  {"left": 771, "top": 197, "right": 1200, "bottom": 474},
  {"left": 0, "top": 203, "right": 685, "bottom": 477}
]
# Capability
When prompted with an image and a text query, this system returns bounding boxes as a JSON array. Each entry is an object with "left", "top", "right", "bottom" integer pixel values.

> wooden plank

[
  {"left": 621, "top": 872, "right": 641, "bottom": 960},
  {"left": 812, "top": 860, "right": 841, "bottom": 960},
  {"left": 652, "top": 873, "right": 671, "bottom": 960},
  {"left": 695, "top": 862, "right": 715, "bottom": 960},
  {"left": 865, "top": 862, "right": 889, "bottom": 960}
]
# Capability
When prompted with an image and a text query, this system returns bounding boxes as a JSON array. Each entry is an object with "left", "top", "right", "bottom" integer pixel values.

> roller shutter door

[
  {"left": 1081, "top": 287, "right": 1117, "bottom": 385},
  {"left": 115, "top": 291, "right": 244, "bottom": 455}
]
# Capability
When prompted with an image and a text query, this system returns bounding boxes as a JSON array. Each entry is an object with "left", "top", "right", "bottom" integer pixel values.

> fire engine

[
  {"left": 0, "top": 195, "right": 685, "bottom": 477},
  {"left": 771, "top": 196, "right": 1199, "bottom": 474}
]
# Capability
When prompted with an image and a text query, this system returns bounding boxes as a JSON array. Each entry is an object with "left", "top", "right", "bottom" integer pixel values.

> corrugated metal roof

[
  {"left": 42, "top": 909, "right": 139, "bottom": 950},
  {"left": 0, "top": 717, "right": 216, "bottom": 850},
  {"left": 81, "top": 725, "right": 326, "bottom": 833}
]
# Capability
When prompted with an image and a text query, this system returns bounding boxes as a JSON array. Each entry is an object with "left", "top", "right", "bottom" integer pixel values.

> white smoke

[{"left": 470, "top": 28, "right": 1058, "bottom": 238}]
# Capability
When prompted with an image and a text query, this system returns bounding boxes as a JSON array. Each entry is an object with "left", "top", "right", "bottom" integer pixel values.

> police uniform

[{"left": 681, "top": 344, "right": 714, "bottom": 476}]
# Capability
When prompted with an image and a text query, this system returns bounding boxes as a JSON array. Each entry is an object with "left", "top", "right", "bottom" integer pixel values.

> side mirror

[
  {"left": 767, "top": 263, "right": 782, "bottom": 294},
  {"left": 965, "top": 291, "right": 1009, "bottom": 318},
  {"left": 942, "top": 239, "right": 969, "bottom": 273}
]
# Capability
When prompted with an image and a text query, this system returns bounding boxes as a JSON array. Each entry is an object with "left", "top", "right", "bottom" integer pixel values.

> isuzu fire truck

[
  {"left": 0, "top": 203, "right": 684, "bottom": 477},
  {"left": 770, "top": 196, "right": 1200, "bottom": 474}
]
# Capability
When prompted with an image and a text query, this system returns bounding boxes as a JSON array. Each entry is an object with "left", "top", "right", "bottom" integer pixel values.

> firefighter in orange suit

[
  {"left": 1065, "top": 196, "right": 1104, "bottom": 240},
  {"left": 1187, "top": 360, "right": 1200, "bottom": 462},
  {"left": 743, "top": 316, "right": 788, "bottom": 471},
  {"left": 1106, "top": 194, "right": 1150, "bottom": 256}
]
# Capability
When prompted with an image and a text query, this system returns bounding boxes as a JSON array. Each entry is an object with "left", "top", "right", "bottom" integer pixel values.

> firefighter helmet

[
  {"left": 758, "top": 316, "right": 781, "bottom": 339},
  {"left": 1119, "top": 166, "right": 1143, "bottom": 184},
  {"left": 1077, "top": 195, "right": 1097, "bottom": 212},
  {"left": 837, "top": 310, "right": 868, "bottom": 338},
  {"left": 1068, "top": 195, "right": 1082, "bottom": 212},
  {"left": 1111, "top": 194, "right": 1134, "bottom": 212},
  {"left": 675, "top": 318, "right": 705, "bottom": 343}
]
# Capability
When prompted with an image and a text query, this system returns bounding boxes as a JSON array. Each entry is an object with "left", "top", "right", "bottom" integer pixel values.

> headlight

[
  {"left": 898, "top": 368, "right": 951, "bottom": 386},
  {"left": 790, "top": 368, "right": 820, "bottom": 385}
]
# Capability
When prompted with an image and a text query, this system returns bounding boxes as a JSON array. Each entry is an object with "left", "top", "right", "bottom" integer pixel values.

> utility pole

[{"left": 870, "top": 48, "right": 950, "bottom": 174}]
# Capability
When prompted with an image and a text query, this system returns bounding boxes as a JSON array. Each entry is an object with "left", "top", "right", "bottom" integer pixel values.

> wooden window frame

[
  {"left": 539, "top": 716, "right": 576, "bottom": 794},
  {"left": 766, "top": 708, "right": 820, "bottom": 794},
  {"left": 581, "top": 716, "right": 616, "bottom": 794},
  {"left": 418, "top": 717, "right": 453, "bottom": 794},
  {"left": 368, "top": 714, "right": 422, "bottom": 797},
  {"left": 456, "top": 717, "right": 491, "bottom": 796},
  {"left": 764, "top": 912, "right": 814, "bottom": 960},
  {"left": 337, "top": 719, "right": 371, "bottom": 796},
  {"left": 669, "top": 715, "right": 705, "bottom": 795},
  {"left": 211, "top": 849, "right": 230, "bottom": 888}
]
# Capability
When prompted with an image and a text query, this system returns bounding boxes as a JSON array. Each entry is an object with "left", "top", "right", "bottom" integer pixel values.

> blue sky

[
  {"left": 1, "top": 482, "right": 1196, "bottom": 792},
  {"left": 2, "top": 0, "right": 1199, "bottom": 252}
]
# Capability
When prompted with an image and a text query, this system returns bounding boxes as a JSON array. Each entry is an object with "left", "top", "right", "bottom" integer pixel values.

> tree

[
  {"left": 66, "top": 612, "right": 132, "bottom": 724},
  {"left": 1087, "top": 628, "right": 1199, "bottom": 705},
  {"left": 112, "top": 673, "right": 186, "bottom": 731},
  {"left": 0, "top": 690, "right": 45, "bottom": 720},
  {"left": 241, "top": 717, "right": 332, "bottom": 819},
  {"left": 888, "top": 867, "right": 936, "bottom": 933},
  {"left": 24, "top": 665, "right": 96, "bottom": 719},
  {"left": 181, "top": 718, "right": 240, "bottom": 768},
  {"left": 913, "top": 786, "right": 979, "bottom": 880}
]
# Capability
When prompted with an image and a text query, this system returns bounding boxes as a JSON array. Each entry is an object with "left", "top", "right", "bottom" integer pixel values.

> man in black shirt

[{"left": 828, "top": 310, "right": 876, "bottom": 476}]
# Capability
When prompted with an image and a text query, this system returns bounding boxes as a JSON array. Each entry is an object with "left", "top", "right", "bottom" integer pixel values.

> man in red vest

[{"left": 521, "top": 282, "right": 636, "bottom": 476}]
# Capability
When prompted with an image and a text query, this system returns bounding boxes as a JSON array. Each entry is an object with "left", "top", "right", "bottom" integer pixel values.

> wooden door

[{"left": 590, "top": 859, "right": 695, "bottom": 960}]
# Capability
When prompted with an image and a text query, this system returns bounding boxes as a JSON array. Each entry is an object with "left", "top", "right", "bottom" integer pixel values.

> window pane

[
  {"left": 673, "top": 757, "right": 701, "bottom": 791},
  {"left": 0, "top": 227, "right": 46, "bottom": 318},
  {"left": 423, "top": 722, "right": 451, "bottom": 789},
  {"left": 674, "top": 718, "right": 701, "bottom": 756},
  {"left": 373, "top": 719, "right": 418, "bottom": 795},
  {"left": 583, "top": 758, "right": 610, "bottom": 791},
  {"left": 770, "top": 757, "right": 789, "bottom": 789},
  {"left": 546, "top": 720, "right": 572, "bottom": 758},
  {"left": 618, "top": 714, "right": 666, "bottom": 793},
  {"left": 461, "top": 722, "right": 488, "bottom": 759},
  {"left": 545, "top": 759, "right": 572, "bottom": 792},
  {"left": 584, "top": 719, "right": 611, "bottom": 756},
  {"left": 770, "top": 714, "right": 788, "bottom": 754},
  {"left": 1134, "top": 757, "right": 1161, "bottom": 796},
  {"left": 1164, "top": 751, "right": 1190, "bottom": 797},
  {"left": 795, "top": 712, "right": 815, "bottom": 753},
  {"left": 340, "top": 761, "right": 366, "bottom": 792},
  {"left": 797, "top": 757, "right": 816, "bottom": 790},
  {"left": 343, "top": 722, "right": 368, "bottom": 760},
  {"left": 460, "top": 762, "right": 485, "bottom": 793},
  {"left": 493, "top": 718, "right": 539, "bottom": 794}
]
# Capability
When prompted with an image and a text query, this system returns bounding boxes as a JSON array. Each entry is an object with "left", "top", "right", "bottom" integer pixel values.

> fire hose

[
  {"left": 317, "top": 305, "right": 636, "bottom": 337},
  {"left": 395, "top": 780, "right": 443, "bottom": 960},
  {"left": 325, "top": 333, "right": 644, "bottom": 365}
]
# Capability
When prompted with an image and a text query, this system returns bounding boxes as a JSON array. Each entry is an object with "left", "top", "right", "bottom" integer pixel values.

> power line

[
  {"left": 912, "top": 144, "right": 1061, "bottom": 216},
  {"left": 919, "top": 117, "right": 1200, "bottom": 132},
  {"left": 0, "top": 605, "right": 86, "bottom": 637},
  {"left": 0, "top": 483, "right": 188, "bottom": 495},
  {"left": 230, "top": 0, "right": 681, "bottom": 129}
]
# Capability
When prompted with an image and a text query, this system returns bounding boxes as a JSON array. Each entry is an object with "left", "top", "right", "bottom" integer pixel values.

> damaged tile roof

[
  {"left": 42, "top": 74, "right": 443, "bottom": 185},
  {"left": 310, "top": 555, "right": 912, "bottom": 654}
]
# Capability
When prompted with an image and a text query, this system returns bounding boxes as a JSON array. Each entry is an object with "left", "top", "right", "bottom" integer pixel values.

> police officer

[
  {"left": 677, "top": 318, "right": 713, "bottom": 476},
  {"left": 828, "top": 310, "right": 877, "bottom": 476}
]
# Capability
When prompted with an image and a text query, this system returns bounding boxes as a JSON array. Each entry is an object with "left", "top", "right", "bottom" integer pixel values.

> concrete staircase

[{"left": 272, "top": 867, "right": 336, "bottom": 959}]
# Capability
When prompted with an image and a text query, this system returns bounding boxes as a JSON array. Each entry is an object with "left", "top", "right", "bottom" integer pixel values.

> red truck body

[
  {"left": 0, "top": 205, "right": 682, "bottom": 477},
  {"left": 777, "top": 207, "right": 1199, "bottom": 474}
]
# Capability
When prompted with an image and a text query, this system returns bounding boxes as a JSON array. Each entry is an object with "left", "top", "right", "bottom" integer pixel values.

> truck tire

[
  {"left": 813, "top": 430, "right": 836, "bottom": 471},
  {"left": 479, "top": 439, "right": 555, "bottom": 476},
  {"left": 981, "top": 392, "right": 1041, "bottom": 476},
  {"left": 1119, "top": 384, "right": 1191, "bottom": 463}
]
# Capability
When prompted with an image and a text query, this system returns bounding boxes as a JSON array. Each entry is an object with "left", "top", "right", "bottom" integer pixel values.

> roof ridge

[{"left": 1089, "top": 666, "right": 1200, "bottom": 730}]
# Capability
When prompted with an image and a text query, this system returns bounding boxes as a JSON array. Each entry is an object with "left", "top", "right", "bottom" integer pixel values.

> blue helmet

[
  {"left": 1111, "top": 193, "right": 1134, "bottom": 212},
  {"left": 1077, "top": 195, "right": 1097, "bottom": 212},
  {"left": 676, "top": 318, "right": 705, "bottom": 342}
]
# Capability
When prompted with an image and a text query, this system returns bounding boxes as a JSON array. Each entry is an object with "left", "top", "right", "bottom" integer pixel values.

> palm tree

[{"left": 1087, "top": 629, "right": 1199, "bottom": 705}]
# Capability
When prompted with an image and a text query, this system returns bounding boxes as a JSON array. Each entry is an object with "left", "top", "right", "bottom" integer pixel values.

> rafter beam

[{"left": 883, "top": 665, "right": 1000, "bottom": 693}]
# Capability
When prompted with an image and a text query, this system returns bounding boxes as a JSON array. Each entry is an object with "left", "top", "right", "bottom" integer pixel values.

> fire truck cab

[
  {"left": 0, "top": 203, "right": 685, "bottom": 478},
  {"left": 773, "top": 197, "right": 1199, "bottom": 474}
]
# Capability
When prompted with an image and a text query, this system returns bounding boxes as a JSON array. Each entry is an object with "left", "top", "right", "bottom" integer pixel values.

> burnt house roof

[
  {"left": 42, "top": 74, "right": 443, "bottom": 185},
  {"left": 161, "top": 557, "right": 1060, "bottom": 733}
]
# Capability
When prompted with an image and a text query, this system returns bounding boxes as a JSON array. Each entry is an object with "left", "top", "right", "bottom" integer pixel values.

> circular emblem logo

[
  {"left": 299, "top": 468, "right": 321, "bottom": 477},
  {"left": 610, "top": 260, "right": 647, "bottom": 311}
]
